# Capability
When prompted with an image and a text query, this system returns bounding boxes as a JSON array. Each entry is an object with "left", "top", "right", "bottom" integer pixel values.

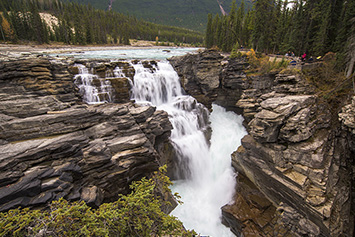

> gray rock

[{"left": 81, "top": 186, "right": 103, "bottom": 207}]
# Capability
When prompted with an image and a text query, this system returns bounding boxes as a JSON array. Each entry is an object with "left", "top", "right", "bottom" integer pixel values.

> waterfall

[
  {"left": 131, "top": 61, "right": 210, "bottom": 179},
  {"left": 131, "top": 60, "right": 247, "bottom": 236},
  {"left": 172, "top": 104, "right": 246, "bottom": 236},
  {"left": 74, "top": 64, "right": 114, "bottom": 104},
  {"left": 73, "top": 58, "right": 246, "bottom": 236}
]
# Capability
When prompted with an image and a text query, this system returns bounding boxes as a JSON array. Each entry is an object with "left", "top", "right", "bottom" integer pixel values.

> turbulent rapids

[
  {"left": 131, "top": 60, "right": 247, "bottom": 236},
  {"left": 74, "top": 55, "right": 246, "bottom": 236}
]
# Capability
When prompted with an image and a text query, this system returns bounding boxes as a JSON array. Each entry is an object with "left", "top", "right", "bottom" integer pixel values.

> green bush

[
  {"left": 0, "top": 166, "right": 194, "bottom": 237},
  {"left": 230, "top": 43, "right": 243, "bottom": 59}
]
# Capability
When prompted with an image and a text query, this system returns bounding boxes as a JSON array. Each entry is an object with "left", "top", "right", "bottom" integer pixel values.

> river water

[
  {"left": 51, "top": 47, "right": 201, "bottom": 60},
  {"left": 72, "top": 48, "right": 246, "bottom": 236}
]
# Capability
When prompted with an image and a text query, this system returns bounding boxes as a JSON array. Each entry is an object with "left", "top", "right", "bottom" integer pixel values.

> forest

[
  {"left": 0, "top": 0, "right": 204, "bottom": 46},
  {"left": 66, "top": 0, "right": 243, "bottom": 32},
  {"left": 205, "top": 0, "right": 355, "bottom": 69}
]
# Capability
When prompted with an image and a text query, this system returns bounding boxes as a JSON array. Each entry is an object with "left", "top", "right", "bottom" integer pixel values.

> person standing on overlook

[{"left": 301, "top": 52, "right": 307, "bottom": 61}]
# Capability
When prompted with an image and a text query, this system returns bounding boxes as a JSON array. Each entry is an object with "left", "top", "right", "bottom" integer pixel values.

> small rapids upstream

[
  {"left": 74, "top": 58, "right": 247, "bottom": 236},
  {"left": 74, "top": 64, "right": 114, "bottom": 104}
]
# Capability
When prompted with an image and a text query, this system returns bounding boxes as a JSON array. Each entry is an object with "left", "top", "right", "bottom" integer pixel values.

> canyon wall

[
  {"left": 0, "top": 56, "right": 175, "bottom": 212},
  {"left": 1, "top": 50, "right": 353, "bottom": 236},
  {"left": 170, "top": 50, "right": 355, "bottom": 236}
]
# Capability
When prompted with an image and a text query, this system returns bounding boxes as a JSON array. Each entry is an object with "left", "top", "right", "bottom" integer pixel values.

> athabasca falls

[{"left": 73, "top": 49, "right": 247, "bottom": 236}]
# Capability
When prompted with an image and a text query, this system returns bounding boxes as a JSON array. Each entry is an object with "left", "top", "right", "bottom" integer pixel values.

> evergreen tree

[
  {"left": 0, "top": 14, "right": 6, "bottom": 41},
  {"left": 29, "top": 0, "right": 49, "bottom": 44},
  {"left": 226, "top": 0, "right": 237, "bottom": 51},
  {"left": 85, "top": 20, "right": 93, "bottom": 44},
  {"left": 205, "top": 13, "right": 213, "bottom": 48},
  {"left": 235, "top": 0, "right": 245, "bottom": 46},
  {"left": 0, "top": 0, "right": 203, "bottom": 45},
  {"left": 212, "top": 14, "right": 220, "bottom": 46},
  {"left": 219, "top": 16, "right": 228, "bottom": 51},
  {"left": 313, "top": 0, "right": 332, "bottom": 55},
  {"left": 287, "top": 0, "right": 307, "bottom": 56},
  {"left": 251, "top": 0, "right": 277, "bottom": 52}
]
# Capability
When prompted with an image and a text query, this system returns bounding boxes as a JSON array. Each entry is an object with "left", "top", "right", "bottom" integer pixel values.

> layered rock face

[
  {"left": 170, "top": 50, "right": 354, "bottom": 236},
  {"left": 169, "top": 49, "right": 248, "bottom": 112},
  {"left": 0, "top": 56, "right": 174, "bottom": 212},
  {"left": 229, "top": 72, "right": 354, "bottom": 237}
]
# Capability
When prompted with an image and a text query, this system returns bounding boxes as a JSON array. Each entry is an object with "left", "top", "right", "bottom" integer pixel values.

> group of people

[
  {"left": 286, "top": 51, "right": 314, "bottom": 62},
  {"left": 285, "top": 51, "right": 296, "bottom": 57},
  {"left": 285, "top": 51, "right": 311, "bottom": 62}
]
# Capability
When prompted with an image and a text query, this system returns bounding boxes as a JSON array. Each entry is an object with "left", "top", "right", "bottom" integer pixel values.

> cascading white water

[
  {"left": 74, "top": 64, "right": 114, "bottom": 104},
  {"left": 131, "top": 61, "right": 247, "bottom": 236},
  {"left": 171, "top": 104, "right": 247, "bottom": 236},
  {"left": 131, "top": 61, "right": 210, "bottom": 180}
]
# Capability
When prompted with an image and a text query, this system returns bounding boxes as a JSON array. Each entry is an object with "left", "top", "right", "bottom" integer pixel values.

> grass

[{"left": 241, "top": 49, "right": 291, "bottom": 75}]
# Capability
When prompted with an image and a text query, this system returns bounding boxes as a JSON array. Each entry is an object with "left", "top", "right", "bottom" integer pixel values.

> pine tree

[
  {"left": 313, "top": 0, "right": 332, "bottom": 55},
  {"left": 86, "top": 19, "right": 93, "bottom": 44},
  {"left": 205, "top": 13, "right": 213, "bottom": 48},
  {"left": 235, "top": 0, "right": 245, "bottom": 47},
  {"left": 226, "top": 0, "right": 237, "bottom": 51},
  {"left": 0, "top": 14, "right": 6, "bottom": 41},
  {"left": 29, "top": 0, "right": 48, "bottom": 44},
  {"left": 219, "top": 16, "right": 228, "bottom": 51},
  {"left": 212, "top": 14, "right": 220, "bottom": 47},
  {"left": 252, "top": 0, "right": 277, "bottom": 52}
]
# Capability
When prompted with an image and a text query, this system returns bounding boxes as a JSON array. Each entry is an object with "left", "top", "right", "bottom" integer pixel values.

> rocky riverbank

[
  {"left": 0, "top": 54, "right": 176, "bottom": 212},
  {"left": 170, "top": 49, "right": 355, "bottom": 236}
]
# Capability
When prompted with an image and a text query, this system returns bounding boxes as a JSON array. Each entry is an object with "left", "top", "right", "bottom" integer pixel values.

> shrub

[
  {"left": 230, "top": 43, "right": 243, "bottom": 59},
  {"left": 245, "top": 49, "right": 290, "bottom": 74},
  {"left": 0, "top": 166, "right": 195, "bottom": 237}
]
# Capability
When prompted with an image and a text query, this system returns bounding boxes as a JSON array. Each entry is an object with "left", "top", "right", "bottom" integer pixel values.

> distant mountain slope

[{"left": 67, "top": 0, "right": 251, "bottom": 32}]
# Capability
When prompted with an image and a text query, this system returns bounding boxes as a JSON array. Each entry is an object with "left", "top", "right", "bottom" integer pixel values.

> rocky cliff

[
  {"left": 0, "top": 55, "right": 175, "bottom": 212},
  {"left": 170, "top": 50, "right": 355, "bottom": 236},
  {"left": 169, "top": 50, "right": 247, "bottom": 112}
]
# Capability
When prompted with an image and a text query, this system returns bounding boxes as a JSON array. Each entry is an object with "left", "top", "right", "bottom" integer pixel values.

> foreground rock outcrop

[
  {"left": 0, "top": 56, "right": 174, "bottom": 211},
  {"left": 170, "top": 50, "right": 354, "bottom": 236}
]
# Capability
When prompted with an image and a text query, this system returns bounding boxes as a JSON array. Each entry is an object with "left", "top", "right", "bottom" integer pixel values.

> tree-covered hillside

[
  {"left": 205, "top": 0, "right": 355, "bottom": 71},
  {"left": 66, "top": 0, "right": 252, "bottom": 32},
  {"left": 0, "top": 0, "right": 204, "bottom": 45}
]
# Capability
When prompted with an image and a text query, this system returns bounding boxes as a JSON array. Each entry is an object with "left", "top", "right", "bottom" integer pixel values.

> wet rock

[{"left": 108, "top": 77, "right": 131, "bottom": 103}]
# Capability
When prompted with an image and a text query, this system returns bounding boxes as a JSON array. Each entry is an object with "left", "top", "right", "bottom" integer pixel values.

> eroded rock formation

[
  {"left": 0, "top": 56, "right": 175, "bottom": 212},
  {"left": 170, "top": 50, "right": 354, "bottom": 236},
  {"left": 169, "top": 49, "right": 247, "bottom": 112}
]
